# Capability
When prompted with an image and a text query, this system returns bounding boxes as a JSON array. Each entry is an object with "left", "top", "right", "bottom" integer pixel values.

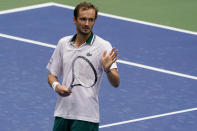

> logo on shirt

[{"left": 86, "top": 52, "right": 92, "bottom": 56}]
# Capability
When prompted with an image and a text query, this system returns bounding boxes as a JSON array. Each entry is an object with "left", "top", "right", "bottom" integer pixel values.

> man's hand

[
  {"left": 101, "top": 48, "right": 118, "bottom": 72},
  {"left": 55, "top": 84, "right": 72, "bottom": 97},
  {"left": 101, "top": 48, "right": 120, "bottom": 87}
]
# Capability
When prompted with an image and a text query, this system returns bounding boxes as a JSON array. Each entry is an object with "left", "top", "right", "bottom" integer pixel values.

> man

[{"left": 47, "top": 2, "right": 120, "bottom": 131}]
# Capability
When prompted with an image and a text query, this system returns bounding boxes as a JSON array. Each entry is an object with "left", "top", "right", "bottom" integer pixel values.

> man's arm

[
  {"left": 48, "top": 73, "right": 59, "bottom": 87},
  {"left": 106, "top": 68, "right": 120, "bottom": 87},
  {"left": 101, "top": 48, "right": 120, "bottom": 87},
  {"left": 48, "top": 73, "right": 72, "bottom": 96}
]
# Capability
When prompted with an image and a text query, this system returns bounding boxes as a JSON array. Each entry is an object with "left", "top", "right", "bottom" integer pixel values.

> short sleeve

[
  {"left": 46, "top": 41, "right": 63, "bottom": 77},
  {"left": 105, "top": 41, "right": 118, "bottom": 70}
]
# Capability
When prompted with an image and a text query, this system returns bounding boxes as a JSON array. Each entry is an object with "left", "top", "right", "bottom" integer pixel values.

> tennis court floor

[{"left": 0, "top": 3, "right": 197, "bottom": 131}]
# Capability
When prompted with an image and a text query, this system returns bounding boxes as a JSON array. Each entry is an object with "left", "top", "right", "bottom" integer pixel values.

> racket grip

[{"left": 68, "top": 86, "right": 73, "bottom": 90}]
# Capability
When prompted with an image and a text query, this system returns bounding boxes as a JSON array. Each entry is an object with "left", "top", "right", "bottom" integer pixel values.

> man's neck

[{"left": 74, "top": 33, "right": 91, "bottom": 47}]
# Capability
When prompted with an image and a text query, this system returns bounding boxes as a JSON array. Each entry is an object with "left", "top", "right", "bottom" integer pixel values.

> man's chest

[{"left": 62, "top": 45, "right": 104, "bottom": 73}]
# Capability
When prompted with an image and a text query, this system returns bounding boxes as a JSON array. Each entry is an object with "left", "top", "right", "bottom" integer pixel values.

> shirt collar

[{"left": 70, "top": 32, "right": 95, "bottom": 45}]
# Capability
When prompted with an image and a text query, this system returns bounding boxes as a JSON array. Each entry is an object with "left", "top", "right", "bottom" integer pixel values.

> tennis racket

[{"left": 68, "top": 56, "right": 97, "bottom": 90}]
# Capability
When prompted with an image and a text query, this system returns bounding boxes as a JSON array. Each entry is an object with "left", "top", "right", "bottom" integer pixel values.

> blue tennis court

[{"left": 0, "top": 4, "right": 197, "bottom": 131}]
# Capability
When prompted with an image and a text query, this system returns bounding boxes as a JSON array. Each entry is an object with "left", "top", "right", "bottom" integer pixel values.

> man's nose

[{"left": 85, "top": 20, "right": 89, "bottom": 25}]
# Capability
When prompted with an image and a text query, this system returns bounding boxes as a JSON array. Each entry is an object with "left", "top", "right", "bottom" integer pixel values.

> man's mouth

[{"left": 83, "top": 26, "right": 89, "bottom": 30}]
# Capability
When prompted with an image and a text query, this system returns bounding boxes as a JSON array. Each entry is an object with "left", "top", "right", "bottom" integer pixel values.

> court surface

[{"left": 0, "top": 3, "right": 197, "bottom": 131}]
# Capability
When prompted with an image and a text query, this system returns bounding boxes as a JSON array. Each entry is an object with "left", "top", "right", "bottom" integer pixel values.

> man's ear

[{"left": 73, "top": 17, "right": 77, "bottom": 24}]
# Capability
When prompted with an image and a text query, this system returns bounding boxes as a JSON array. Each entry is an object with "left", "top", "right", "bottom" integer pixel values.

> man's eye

[
  {"left": 80, "top": 18, "right": 87, "bottom": 21},
  {"left": 89, "top": 18, "right": 94, "bottom": 22}
]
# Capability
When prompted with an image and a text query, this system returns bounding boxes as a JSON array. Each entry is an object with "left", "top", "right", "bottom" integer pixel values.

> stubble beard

[{"left": 77, "top": 24, "right": 93, "bottom": 36}]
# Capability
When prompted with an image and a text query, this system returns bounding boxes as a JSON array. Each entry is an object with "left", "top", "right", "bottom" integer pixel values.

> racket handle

[{"left": 68, "top": 86, "right": 73, "bottom": 90}]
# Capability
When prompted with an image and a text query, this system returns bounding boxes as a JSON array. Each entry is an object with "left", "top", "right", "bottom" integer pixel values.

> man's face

[{"left": 74, "top": 8, "right": 96, "bottom": 36}]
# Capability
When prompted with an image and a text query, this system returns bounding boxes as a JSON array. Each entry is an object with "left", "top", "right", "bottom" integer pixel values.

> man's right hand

[{"left": 55, "top": 85, "right": 72, "bottom": 97}]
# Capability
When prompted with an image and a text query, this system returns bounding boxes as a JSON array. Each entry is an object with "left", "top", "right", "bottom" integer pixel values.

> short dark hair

[{"left": 74, "top": 1, "right": 98, "bottom": 19}]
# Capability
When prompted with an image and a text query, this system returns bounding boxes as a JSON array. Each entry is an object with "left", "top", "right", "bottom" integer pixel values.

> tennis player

[{"left": 47, "top": 2, "right": 120, "bottom": 131}]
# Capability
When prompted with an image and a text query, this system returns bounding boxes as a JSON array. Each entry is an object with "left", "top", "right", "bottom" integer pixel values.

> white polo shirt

[{"left": 47, "top": 32, "right": 117, "bottom": 123}]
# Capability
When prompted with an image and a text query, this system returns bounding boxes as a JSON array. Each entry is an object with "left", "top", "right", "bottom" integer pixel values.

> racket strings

[{"left": 74, "top": 58, "right": 96, "bottom": 87}]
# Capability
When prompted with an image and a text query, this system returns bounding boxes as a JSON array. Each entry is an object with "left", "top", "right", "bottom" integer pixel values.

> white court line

[
  {"left": 1, "top": 33, "right": 197, "bottom": 81},
  {"left": 99, "top": 107, "right": 197, "bottom": 128},
  {"left": 0, "top": 2, "right": 54, "bottom": 15},
  {"left": 0, "top": 2, "right": 197, "bottom": 36},
  {"left": 0, "top": 33, "right": 56, "bottom": 48},
  {"left": 118, "top": 59, "right": 197, "bottom": 80}
]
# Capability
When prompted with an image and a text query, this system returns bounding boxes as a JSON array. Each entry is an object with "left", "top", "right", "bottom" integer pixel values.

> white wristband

[{"left": 52, "top": 82, "right": 60, "bottom": 91}]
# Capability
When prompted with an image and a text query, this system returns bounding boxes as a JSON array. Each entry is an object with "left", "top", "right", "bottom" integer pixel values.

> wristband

[{"left": 52, "top": 82, "right": 60, "bottom": 91}]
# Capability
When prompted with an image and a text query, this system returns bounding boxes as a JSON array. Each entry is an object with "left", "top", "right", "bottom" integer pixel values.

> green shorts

[{"left": 53, "top": 117, "right": 99, "bottom": 131}]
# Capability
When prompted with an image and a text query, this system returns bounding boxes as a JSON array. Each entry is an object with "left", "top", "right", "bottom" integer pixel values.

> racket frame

[{"left": 68, "top": 56, "right": 97, "bottom": 90}]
